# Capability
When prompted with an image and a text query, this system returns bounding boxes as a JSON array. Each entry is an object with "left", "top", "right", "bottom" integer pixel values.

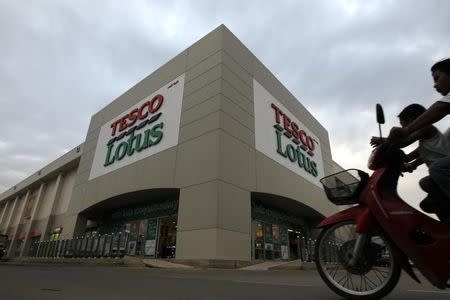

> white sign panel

[
  {"left": 89, "top": 74, "right": 185, "bottom": 180},
  {"left": 281, "top": 245, "right": 289, "bottom": 260},
  {"left": 254, "top": 79, "right": 324, "bottom": 188},
  {"left": 127, "top": 241, "right": 137, "bottom": 256},
  {"left": 145, "top": 240, "right": 156, "bottom": 256}
]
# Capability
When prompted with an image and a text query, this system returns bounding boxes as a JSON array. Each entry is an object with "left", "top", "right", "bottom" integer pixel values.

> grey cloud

[{"left": 0, "top": 0, "right": 448, "bottom": 207}]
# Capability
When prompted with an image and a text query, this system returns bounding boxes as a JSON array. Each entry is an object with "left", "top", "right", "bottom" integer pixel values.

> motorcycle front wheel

[{"left": 314, "top": 221, "right": 401, "bottom": 300}]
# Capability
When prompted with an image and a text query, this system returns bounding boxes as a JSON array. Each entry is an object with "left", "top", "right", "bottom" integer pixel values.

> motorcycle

[{"left": 314, "top": 104, "right": 450, "bottom": 300}]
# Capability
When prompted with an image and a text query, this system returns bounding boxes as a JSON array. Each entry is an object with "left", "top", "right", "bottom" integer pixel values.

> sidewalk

[
  {"left": 0, "top": 256, "right": 317, "bottom": 270},
  {"left": 239, "top": 259, "right": 316, "bottom": 271}
]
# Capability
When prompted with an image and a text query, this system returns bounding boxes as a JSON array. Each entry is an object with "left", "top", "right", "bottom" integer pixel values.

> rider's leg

[
  {"left": 419, "top": 176, "right": 432, "bottom": 192},
  {"left": 419, "top": 176, "right": 439, "bottom": 213},
  {"left": 429, "top": 157, "right": 450, "bottom": 223},
  {"left": 429, "top": 156, "right": 450, "bottom": 198}
]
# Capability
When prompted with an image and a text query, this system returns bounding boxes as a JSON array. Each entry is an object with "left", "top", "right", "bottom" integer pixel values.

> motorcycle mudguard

[{"left": 317, "top": 205, "right": 370, "bottom": 230}]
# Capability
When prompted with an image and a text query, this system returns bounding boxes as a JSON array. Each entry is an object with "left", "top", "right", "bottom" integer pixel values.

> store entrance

[
  {"left": 136, "top": 219, "right": 148, "bottom": 256},
  {"left": 288, "top": 231, "right": 300, "bottom": 260},
  {"left": 157, "top": 216, "right": 177, "bottom": 258},
  {"left": 125, "top": 219, "right": 148, "bottom": 256}
]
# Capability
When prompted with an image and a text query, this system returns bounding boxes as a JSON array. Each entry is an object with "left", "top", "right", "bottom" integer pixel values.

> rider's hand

[
  {"left": 402, "top": 163, "right": 416, "bottom": 173},
  {"left": 388, "top": 127, "right": 409, "bottom": 144},
  {"left": 370, "top": 136, "right": 384, "bottom": 147}
]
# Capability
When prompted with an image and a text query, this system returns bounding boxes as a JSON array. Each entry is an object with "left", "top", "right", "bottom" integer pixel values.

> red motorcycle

[{"left": 314, "top": 104, "right": 450, "bottom": 299}]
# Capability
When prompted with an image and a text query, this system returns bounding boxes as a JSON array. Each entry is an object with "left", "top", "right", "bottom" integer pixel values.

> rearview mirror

[{"left": 376, "top": 104, "right": 385, "bottom": 124}]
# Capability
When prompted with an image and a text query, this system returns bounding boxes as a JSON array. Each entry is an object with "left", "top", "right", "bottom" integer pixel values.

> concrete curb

[
  {"left": 239, "top": 260, "right": 317, "bottom": 271},
  {"left": 0, "top": 257, "right": 318, "bottom": 271},
  {"left": 0, "top": 257, "right": 127, "bottom": 267},
  {"left": 143, "top": 259, "right": 194, "bottom": 269}
]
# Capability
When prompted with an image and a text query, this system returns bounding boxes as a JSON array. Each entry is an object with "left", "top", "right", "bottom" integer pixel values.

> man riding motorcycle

[
  {"left": 371, "top": 103, "right": 450, "bottom": 223},
  {"left": 390, "top": 58, "right": 450, "bottom": 223}
]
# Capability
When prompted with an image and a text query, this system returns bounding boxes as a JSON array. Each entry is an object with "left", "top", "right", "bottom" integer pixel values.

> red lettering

[
  {"left": 283, "top": 115, "right": 292, "bottom": 135},
  {"left": 128, "top": 108, "right": 139, "bottom": 126},
  {"left": 271, "top": 103, "right": 283, "bottom": 124},
  {"left": 108, "top": 93, "right": 166, "bottom": 136},
  {"left": 149, "top": 95, "right": 164, "bottom": 113},
  {"left": 299, "top": 130, "right": 308, "bottom": 146},
  {"left": 291, "top": 122, "right": 299, "bottom": 139},
  {"left": 138, "top": 101, "right": 150, "bottom": 119},
  {"left": 118, "top": 116, "right": 128, "bottom": 132},
  {"left": 306, "top": 136, "right": 315, "bottom": 151},
  {"left": 110, "top": 120, "right": 121, "bottom": 136}
]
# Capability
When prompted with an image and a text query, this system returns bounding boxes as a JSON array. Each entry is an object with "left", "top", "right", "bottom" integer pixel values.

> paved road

[{"left": 0, "top": 265, "right": 448, "bottom": 299}]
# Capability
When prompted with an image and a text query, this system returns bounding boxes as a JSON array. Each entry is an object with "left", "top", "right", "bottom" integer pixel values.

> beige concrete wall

[
  {"left": 35, "top": 181, "right": 56, "bottom": 221},
  {"left": 12, "top": 25, "right": 339, "bottom": 261},
  {"left": 63, "top": 25, "right": 339, "bottom": 261},
  {"left": 11, "top": 196, "right": 25, "bottom": 227},
  {"left": 0, "top": 201, "right": 12, "bottom": 231},
  {"left": 220, "top": 27, "right": 336, "bottom": 218},
  {"left": 67, "top": 51, "right": 189, "bottom": 217},
  {"left": 53, "top": 169, "right": 77, "bottom": 216},
  {"left": 19, "top": 189, "right": 37, "bottom": 225}
]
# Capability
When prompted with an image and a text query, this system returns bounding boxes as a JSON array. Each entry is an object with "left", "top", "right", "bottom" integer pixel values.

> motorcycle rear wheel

[{"left": 314, "top": 221, "right": 401, "bottom": 300}]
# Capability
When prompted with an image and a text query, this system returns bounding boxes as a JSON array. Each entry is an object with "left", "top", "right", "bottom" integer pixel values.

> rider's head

[
  {"left": 398, "top": 104, "right": 426, "bottom": 127},
  {"left": 431, "top": 58, "right": 450, "bottom": 96}
]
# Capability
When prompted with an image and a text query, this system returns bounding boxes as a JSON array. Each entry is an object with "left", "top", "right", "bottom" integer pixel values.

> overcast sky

[{"left": 1, "top": 1, "right": 449, "bottom": 211}]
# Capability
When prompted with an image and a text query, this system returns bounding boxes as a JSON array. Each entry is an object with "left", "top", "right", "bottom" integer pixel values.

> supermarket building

[{"left": 0, "top": 25, "right": 342, "bottom": 262}]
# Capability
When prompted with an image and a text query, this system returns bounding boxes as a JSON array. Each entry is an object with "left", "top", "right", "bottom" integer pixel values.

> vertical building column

[
  {"left": 7, "top": 191, "right": 30, "bottom": 257},
  {"left": 41, "top": 173, "right": 64, "bottom": 242},
  {"left": 0, "top": 204, "right": 5, "bottom": 227},
  {"left": 3, "top": 196, "right": 19, "bottom": 234},
  {"left": 0, "top": 201, "right": 10, "bottom": 232},
  {"left": 20, "top": 183, "right": 45, "bottom": 257}
]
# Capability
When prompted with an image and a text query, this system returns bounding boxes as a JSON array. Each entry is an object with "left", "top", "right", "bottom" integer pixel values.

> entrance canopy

[
  {"left": 80, "top": 188, "right": 179, "bottom": 219},
  {"left": 252, "top": 192, "right": 325, "bottom": 227}
]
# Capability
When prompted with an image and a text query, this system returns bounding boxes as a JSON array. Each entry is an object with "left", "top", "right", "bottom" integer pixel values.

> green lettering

[
  {"left": 297, "top": 150, "right": 305, "bottom": 168},
  {"left": 135, "top": 133, "right": 146, "bottom": 152},
  {"left": 126, "top": 132, "right": 138, "bottom": 156},
  {"left": 104, "top": 143, "right": 115, "bottom": 166},
  {"left": 304, "top": 157, "right": 311, "bottom": 173},
  {"left": 275, "top": 130, "right": 287, "bottom": 157},
  {"left": 286, "top": 144, "right": 297, "bottom": 162},
  {"left": 149, "top": 122, "right": 164, "bottom": 145},
  {"left": 143, "top": 128, "right": 152, "bottom": 148},
  {"left": 310, "top": 161, "right": 318, "bottom": 177},
  {"left": 115, "top": 141, "right": 128, "bottom": 161}
]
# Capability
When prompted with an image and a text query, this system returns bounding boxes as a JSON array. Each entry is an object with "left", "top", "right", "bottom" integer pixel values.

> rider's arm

[
  {"left": 397, "top": 125, "right": 437, "bottom": 148},
  {"left": 405, "top": 148, "right": 420, "bottom": 162},
  {"left": 403, "top": 157, "right": 423, "bottom": 173},
  {"left": 396, "top": 128, "right": 427, "bottom": 148},
  {"left": 409, "top": 158, "right": 423, "bottom": 169},
  {"left": 405, "top": 101, "right": 450, "bottom": 134},
  {"left": 389, "top": 101, "right": 450, "bottom": 144}
]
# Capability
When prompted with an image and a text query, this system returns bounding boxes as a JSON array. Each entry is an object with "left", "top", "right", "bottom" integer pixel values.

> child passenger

[{"left": 371, "top": 104, "right": 450, "bottom": 215}]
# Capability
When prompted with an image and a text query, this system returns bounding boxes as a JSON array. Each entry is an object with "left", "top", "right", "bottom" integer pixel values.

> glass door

[
  {"left": 135, "top": 219, "right": 148, "bottom": 256},
  {"left": 156, "top": 216, "right": 177, "bottom": 258},
  {"left": 126, "top": 221, "right": 138, "bottom": 256}
]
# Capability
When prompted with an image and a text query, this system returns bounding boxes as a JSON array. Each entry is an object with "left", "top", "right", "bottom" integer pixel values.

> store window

[
  {"left": 126, "top": 222, "right": 138, "bottom": 255},
  {"left": 124, "top": 219, "right": 150, "bottom": 256},
  {"left": 253, "top": 221, "right": 291, "bottom": 261},
  {"left": 50, "top": 227, "right": 63, "bottom": 241},
  {"left": 157, "top": 216, "right": 177, "bottom": 258},
  {"left": 264, "top": 223, "right": 273, "bottom": 260},
  {"left": 254, "top": 221, "right": 264, "bottom": 260},
  {"left": 272, "top": 225, "right": 281, "bottom": 259}
]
